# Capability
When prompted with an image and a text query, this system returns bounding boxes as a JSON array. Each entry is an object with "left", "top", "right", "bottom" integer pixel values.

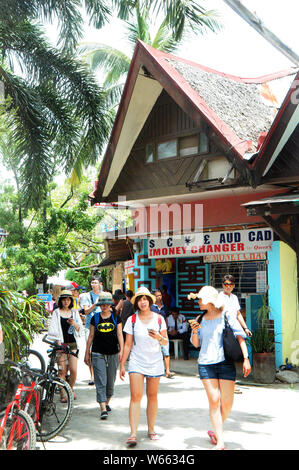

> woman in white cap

[
  {"left": 120, "top": 286, "right": 168, "bottom": 447},
  {"left": 84, "top": 292, "right": 123, "bottom": 420},
  {"left": 48, "top": 290, "right": 83, "bottom": 401},
  {"left": 188, "top": 285, "right": 251, "bottom": 450}
]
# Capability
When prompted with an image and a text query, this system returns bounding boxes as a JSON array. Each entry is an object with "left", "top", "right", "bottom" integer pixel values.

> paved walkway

[{"left": 32, "top": 334, "right": 299, "bottom": 451}]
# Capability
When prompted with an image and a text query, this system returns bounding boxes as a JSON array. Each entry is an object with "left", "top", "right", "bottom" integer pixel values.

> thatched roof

[{"left": 167, "top": 58, "right": 295, "bottom": 153}]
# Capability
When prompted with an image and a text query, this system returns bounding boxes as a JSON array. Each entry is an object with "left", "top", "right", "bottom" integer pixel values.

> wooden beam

[
  {"left": 223, "top": 0, "right": 299, "bottom": 66},
  {"left": 262, "top": 214, "right": 296, "bottom": 251},
  {"left": 247, "top": 203, "right": 299, "bottom": 217}
]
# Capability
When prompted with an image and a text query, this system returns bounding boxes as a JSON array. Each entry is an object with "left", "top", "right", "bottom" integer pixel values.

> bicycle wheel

[
  {"left": 1, "top": 409, "right": 36, "bottom": 450},
  {"left": 22, "top": 349, "right": 46, "bottom": 374},
  {"left": 37, "top": 377, "right": 73, "bottom": 441}
]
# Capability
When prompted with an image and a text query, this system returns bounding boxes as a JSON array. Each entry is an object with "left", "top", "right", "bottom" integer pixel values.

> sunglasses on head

[{"left": 223, "top": 283, "right": 234, "bottom": 286}]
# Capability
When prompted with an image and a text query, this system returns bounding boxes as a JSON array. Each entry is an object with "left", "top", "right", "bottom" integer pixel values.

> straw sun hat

[
  {"left": 188, "top": 285, "right": 224, "bottom": 309},
  {"left": 59, "top": 289, "right": 73, "bottom": 299},
  {"left": 131, "top": 286, "right": 156, "bottom": 305}
]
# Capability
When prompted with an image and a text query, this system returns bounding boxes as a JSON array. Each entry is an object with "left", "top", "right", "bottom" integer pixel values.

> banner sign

[
  {"left": 124, "top": 260, "right": 134, "bottom": 275},
  {"left": 148, "top": 228, "right": 273, "bottom": 259},
  {"left": 204, "top": 252, "right": 267, "bottom": 263},
  {"left": 37, "top": 294, "right": 52, "bottom": 302}
]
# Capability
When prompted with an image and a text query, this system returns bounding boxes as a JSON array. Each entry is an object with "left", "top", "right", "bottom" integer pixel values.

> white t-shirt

[
  {"left": 124, "top": 312, "right": 166, "bottom": 377},
  {"left": 218, "top": 291, "right": 240, "bottom": 318}
]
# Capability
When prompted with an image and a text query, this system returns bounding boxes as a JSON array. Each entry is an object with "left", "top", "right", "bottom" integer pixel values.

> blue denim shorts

[
  {"left": 198, "top": 360, "right": 236, "bottom": 381},
  {"left": 161, "top": 343, "right": 169, "bottom": 356}
]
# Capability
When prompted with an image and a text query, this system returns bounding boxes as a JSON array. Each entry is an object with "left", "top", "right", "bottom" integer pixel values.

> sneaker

[
  {"left": 106, "top": 405, "right": 111, "bottom": 412},
  {"left": 100, "top": 411, "right": 108, "bottom": 420}
]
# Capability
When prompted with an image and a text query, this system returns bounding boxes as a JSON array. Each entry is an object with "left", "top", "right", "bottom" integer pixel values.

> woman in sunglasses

[{"left": 218, "top": 275, "right": 252, "bottom": 337}]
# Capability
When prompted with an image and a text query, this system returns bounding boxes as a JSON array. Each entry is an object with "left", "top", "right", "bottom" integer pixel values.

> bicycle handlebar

[
  {"left": 5, "top": 359, "right": 44, "bottom": 379},
  {"left": 42, "top": 334, "right": 79, "bottom": 357}
]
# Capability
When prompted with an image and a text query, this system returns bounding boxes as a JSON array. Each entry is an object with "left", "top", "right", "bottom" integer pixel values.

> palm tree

[{"left": 0, "top": 0, "right": 220, "bottom": 206}]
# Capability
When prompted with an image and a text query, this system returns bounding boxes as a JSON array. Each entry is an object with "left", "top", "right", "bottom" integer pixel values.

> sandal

[
  {"left": 207, "top": 430, "right": 217, "bottom": 445},
  {"left": 165, "top": 373, "right": 174, "bottom": 379},
  {"left": 126, "top": 436, "right": 137, "bottom": 447},
  {"left": 60, "top": 396, "right": 67, "bottom": 403},
  {"left": 148, "top": 432, "right": 160, "bottom": 441},
  {"left": 73, "top": 392, "right": 77, "bottom": 400}
]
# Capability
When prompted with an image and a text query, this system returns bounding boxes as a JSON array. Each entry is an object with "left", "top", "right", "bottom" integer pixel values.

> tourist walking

[
  {"left": 84, "top": 292, "right": 123, "bottom": 420},
  {"left": 81, "top": 276, "right": 103, "bottom": 385},
  {"left": 48, "top": 289, "right": 83, "bottom": 400},
  {"left": 188, "top": 285, "right": 251, "bottom": 450},
  {"left": 120, "top": 286, "right": 168, "bottom": 447}
]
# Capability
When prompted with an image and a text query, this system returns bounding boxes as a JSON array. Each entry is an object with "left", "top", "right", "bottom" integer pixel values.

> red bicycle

[
  {"left": 15, "top": 337, "right": 76, "bottom": 442},
  {"left": 0, "top": 363, "right": 36, "bottom": 450}
]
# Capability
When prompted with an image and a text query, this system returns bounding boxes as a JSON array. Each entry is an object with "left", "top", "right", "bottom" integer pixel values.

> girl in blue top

[{"left": 189, "top": 285, "right": 251, "bottom": 450}]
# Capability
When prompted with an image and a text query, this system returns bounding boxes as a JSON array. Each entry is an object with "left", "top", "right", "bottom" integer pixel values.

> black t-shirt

[{"left": 90, "top": 311, "right": 121, "bottom": 355}]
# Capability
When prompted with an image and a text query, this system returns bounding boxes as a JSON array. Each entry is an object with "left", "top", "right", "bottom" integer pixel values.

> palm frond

[{"left": 83, "top": 44, "right": 131, "bottom": 87}]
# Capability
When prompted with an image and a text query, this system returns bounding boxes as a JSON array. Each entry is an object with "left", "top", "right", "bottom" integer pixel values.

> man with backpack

[{"left": 81, "top": 276, "right": 103, "bottom": 385}]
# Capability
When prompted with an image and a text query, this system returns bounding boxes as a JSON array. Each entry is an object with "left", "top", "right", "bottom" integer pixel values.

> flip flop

[
  {"left": 148, "top": 432, "right": 160, "bottom": 441},
  {"left": 126, "top": 436, "right": 137, "bottom": 447},
  {"left": 207, "top": 430, "right": 217, "bottom": 445},
  {"left": 165, "top": 373, "right": 174, "bottom": 379}
]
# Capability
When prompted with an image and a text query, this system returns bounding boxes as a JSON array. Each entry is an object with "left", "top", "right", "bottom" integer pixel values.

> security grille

[{"left": 209, "top": 260, "right": 268, "bottom": 309}]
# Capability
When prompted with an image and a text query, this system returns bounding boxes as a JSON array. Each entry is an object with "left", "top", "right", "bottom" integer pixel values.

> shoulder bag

[{"left": 222, "top": 313, "right": 244, "bottom": 362}]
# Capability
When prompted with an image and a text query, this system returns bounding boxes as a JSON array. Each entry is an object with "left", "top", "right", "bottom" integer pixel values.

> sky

[{"left": 1, "top": 0, "right": 299, "bottom": 184}]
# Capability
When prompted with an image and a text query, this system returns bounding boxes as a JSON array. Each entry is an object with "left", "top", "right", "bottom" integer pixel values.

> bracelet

[{"left": 243, "top": 356, "right": 249, "bottom": 359}]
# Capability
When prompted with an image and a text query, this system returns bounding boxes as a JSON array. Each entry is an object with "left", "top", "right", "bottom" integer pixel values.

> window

[
  {"left": 157, "top": 140, "right": 177, "bottom": 160},
  {"left": 145, "top": 133, "right": 209, "bottom": 163},
  {"left": 199, "top": 132, "right": 209, "bottom": 154},
  {"left": 179, "top": 135, "right": 198, "bottom": 157},
  {"left": 146, "top": 143, "right": 154, "bottom": 163}
]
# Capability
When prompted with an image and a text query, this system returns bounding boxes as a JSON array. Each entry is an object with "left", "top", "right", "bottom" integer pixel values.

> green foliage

[
  {"left": 65, "top": 269, "right": 91, "bottom": 290},
  {"left": 0, "top": 288, "right": 45, "bottom": 360},
  {"left": 0, "top": 181, "right": 104, "bottom": 290},
  {"left": 247, "top": 296, "right": 275, "bottom": 354},
  {"left": 249, "top": 326, "right": 275, "bottom": 354}
]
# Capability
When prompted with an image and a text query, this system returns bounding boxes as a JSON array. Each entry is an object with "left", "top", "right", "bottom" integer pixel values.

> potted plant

[{"left": 247, "top": 297, "right": 276, "bottom": 384}]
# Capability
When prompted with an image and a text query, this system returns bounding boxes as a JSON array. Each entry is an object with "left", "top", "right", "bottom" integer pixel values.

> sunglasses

[{"left": 223, "top": 283, "right": 234, "bottom": 287}]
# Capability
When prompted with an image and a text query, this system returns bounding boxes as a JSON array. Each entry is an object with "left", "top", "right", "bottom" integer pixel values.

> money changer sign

[{"left": 148, "top": 228, "right": 273, "bottom": 259}]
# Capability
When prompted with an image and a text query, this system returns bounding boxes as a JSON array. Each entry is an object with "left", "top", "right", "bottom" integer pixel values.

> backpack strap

[
  {"left": 132, "top": 313, "right": 137, "bottom": 345},
  {"left": 94, "top": 311, "right": 100, "bottom": 330}
]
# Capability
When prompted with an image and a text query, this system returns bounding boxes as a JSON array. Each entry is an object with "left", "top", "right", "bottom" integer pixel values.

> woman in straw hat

[
  {"left": 120, "top": 286, "right": 168, "bottom": 447},
  {"left": 48, "top": 289, "right": 83, "bottom": 401},
  {"left": 188, "top": 285, "right": 251, "bottom": 450}
]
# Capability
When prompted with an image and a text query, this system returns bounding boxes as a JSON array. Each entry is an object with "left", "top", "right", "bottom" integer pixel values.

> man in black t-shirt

[{"left": 84, "top": 292, "right": 124, "bottom": 420}]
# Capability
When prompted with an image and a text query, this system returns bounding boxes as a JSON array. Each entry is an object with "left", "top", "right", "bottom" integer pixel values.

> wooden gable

[{"left": 108, "top": 90, "right": 239, "bottom": 202}]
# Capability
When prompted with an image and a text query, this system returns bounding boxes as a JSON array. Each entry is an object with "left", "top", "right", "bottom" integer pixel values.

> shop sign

[
  {"left": 148, "top": 228, "right": 273, "bottom": 259},
  {"left": 124, "top": 259, "right": 134, "bottom": 275},
  {"left": 204, "top": 252, "right": 267, "bottom": 263},
  {"left": 37, "top": 294, "right": 52, "bottom": 302}
]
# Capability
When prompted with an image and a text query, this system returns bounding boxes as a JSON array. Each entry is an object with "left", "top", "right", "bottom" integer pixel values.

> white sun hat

[{"left": 188, "top": 285, "right": 224, "bottom": 309}]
